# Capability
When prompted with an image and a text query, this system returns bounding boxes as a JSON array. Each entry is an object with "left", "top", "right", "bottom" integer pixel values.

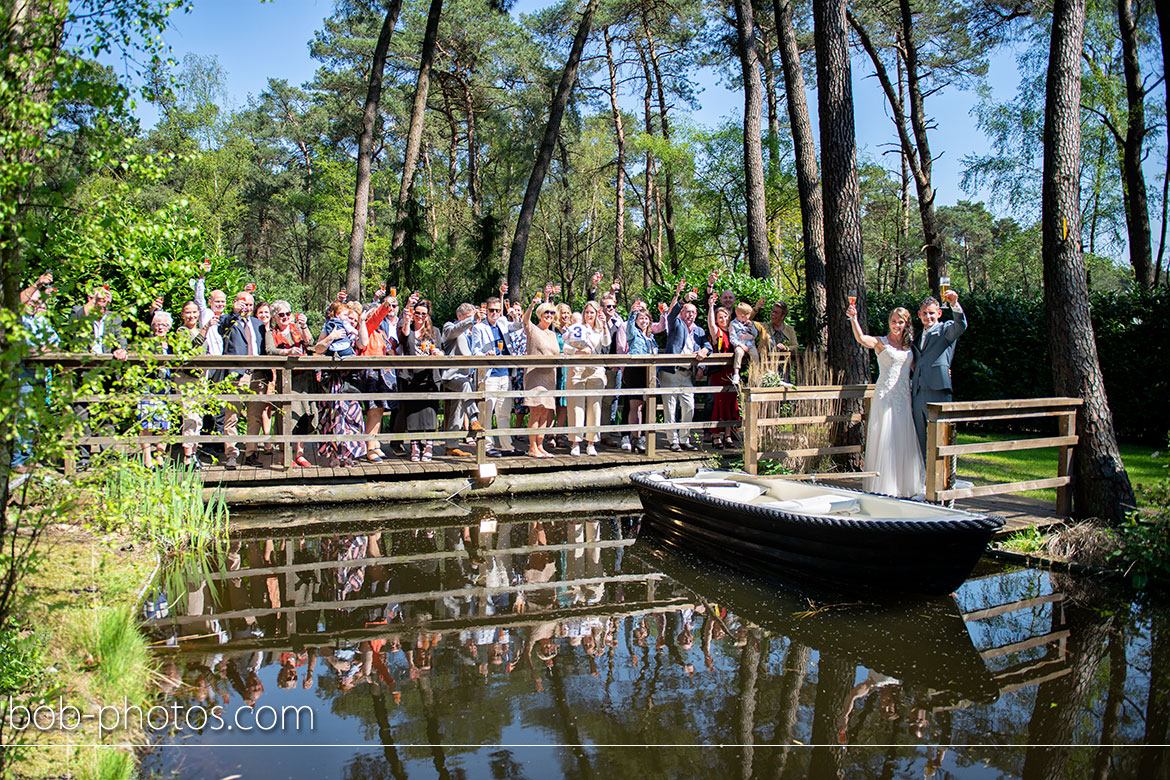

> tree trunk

[
  {"left": 775, "top": 0, "right": 827, "bottom": 351},
  {"left": 637, "top": 38, "right": 660, "bottom": 278},
  {"left": 390, "top": 0, "right": 444, "bottom": 261},
  {"left": 815, "top": 0, "right": 867, "bottom": 467},
  {"left": 506, "top": 0, "right": 598, "bottom": 294},
  {"left": 345, "top": 0, "right": 402, "bottom": 298},
  {"left": 643, "top": 17, "right": 678, "bottom": 272},
  {"left": 460, "top": 73, "right": 481, "bottom": 218},
  {"left": 1117, "top": 0, "right": 1153, "bottom": 290},
  {"left": 604, "top": 28, "right": 627, "bottom": 285},
  {"left": 848, "top": 3, "right": 944, "bottom": 296},
  {"left": 1156, "top": 0, "right": 1170, "bottom": 287},
  {"left": 732, "top": 0, "right": 771, "bottom": 279},
  {"left": 1041, "top": 0, "right": 1135, "bottom": 524}
]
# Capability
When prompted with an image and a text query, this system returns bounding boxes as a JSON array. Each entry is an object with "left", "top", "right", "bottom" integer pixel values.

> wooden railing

[
  {"left": 740, "top": 384, "right": 874, "bottom": 476},
  {"left": 27, "top": 351, "right": 744, "bottom": 471},
  {"left": 925, "top": 397, "right": 1082, "bottom": 513}
]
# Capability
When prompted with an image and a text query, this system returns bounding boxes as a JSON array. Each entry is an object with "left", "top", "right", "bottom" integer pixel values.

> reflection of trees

[
  {"left": 808, "top": 653, "right": 855, "bottom": 780},
  {"left": 1092, "top": 606, "right": 1131, "bottom": 780},
  {"left": 1138, "top": 610, "right": 1170, "bottom": 778},
  {"left": 1022, "top": 577, "right": 1119, "bottom": 780}
]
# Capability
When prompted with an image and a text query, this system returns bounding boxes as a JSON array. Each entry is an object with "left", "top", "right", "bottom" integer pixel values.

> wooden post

[
  {"left": 645, "top": 367, "right": 657, "bottom": 457},
  {"left": 476, "top": 368, "right": 487, "bottom": 466},
  {"left": 743, "top": 388, "right": 758, "bottom": 475},
  {"left": 279, "top": 367, "right": 293, "bottom": 469},
  {"left": 1056, "top": 409, "right": 1075, "bottom": 516},
  {"left": 925, "top": 406, "right": 943, "bottom": 503},
  {"left": 283, "top": 540, "right": 295, "bottom": 636}
]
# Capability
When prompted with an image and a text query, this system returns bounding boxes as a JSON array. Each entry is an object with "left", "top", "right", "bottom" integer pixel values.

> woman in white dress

[{"left": 847, "top": 304, "right": 925, "bottom": 497}]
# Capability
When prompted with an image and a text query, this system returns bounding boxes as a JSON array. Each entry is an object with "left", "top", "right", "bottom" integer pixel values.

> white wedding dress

[{"left": 863, "top": 337, "right": 925, "bottom": 497}]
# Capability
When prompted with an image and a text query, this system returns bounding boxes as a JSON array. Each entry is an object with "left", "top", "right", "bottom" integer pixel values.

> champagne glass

[
  {"left": 389, "top": 286, "right": 397, "bottom": 299},
  {"left": 847, "top": 289, "right": 857, "bottom": 308}
]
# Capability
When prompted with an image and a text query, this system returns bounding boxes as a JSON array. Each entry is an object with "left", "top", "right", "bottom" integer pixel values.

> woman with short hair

[{"left": 398, "top": 296, "right": 442, "bottom": 462}]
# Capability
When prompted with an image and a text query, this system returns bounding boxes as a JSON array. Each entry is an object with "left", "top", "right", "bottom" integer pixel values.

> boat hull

[{"left": 631, "top": 472, "right": 1004, "bottom": 596}]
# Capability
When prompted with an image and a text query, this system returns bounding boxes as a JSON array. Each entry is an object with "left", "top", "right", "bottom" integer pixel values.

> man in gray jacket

[
  {"left": 910, "top": 290, "right": 966, "bottom": 464},
  {"left": 441, "top": 303, "right": 483, "bottom": 455}
]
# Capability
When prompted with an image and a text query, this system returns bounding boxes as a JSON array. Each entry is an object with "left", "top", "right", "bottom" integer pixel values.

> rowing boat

[{"left": 630, "top": 470, "right": 1004, "bottom": 596}]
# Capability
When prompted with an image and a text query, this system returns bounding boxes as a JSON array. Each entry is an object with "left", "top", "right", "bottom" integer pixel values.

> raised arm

[{"left": 847, "top": 305, "right": 882, "bottom": 352}]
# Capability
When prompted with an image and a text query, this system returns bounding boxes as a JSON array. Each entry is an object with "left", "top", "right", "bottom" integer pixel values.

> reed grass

[
  {"left": 72, "top": 605, "right": 154, "bottom": 706},
  {"left": 99, "top": 459, "right": 228, "bottom": 557}
]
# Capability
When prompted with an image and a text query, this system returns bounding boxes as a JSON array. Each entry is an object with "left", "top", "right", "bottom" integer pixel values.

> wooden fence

[
  {"left": 740, "top": 383, "right": 875, "bottom": 477},
  {"left": 925, "top": 397, "right": 1082, "bottom": 513},
  {"left": 29, "top": 351, "right": 769, "bottom": 471}
]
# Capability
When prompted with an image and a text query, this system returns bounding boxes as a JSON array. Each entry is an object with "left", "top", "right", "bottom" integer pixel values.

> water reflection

[{"left": 142, "top": 505, "right": 1165, "bottom": 780}]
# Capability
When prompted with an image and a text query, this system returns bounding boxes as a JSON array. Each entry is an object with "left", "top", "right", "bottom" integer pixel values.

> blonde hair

[
  {"left": 582, "top": 300, "right": 604, "bottom": 332},
  {"left": 535, "top": 302, "right": 557, "bottom": 319},
  {"left": 735, "top": 302, "right": 753, "bottom": 318}
]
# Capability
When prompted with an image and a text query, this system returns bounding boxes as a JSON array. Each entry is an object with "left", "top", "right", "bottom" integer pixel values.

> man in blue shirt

[
  {"left": 470, "top": 296, "right": 522, "bottom": 456},
  {"left": 659, "top": 285, "right": 710, "bottom": 451}
]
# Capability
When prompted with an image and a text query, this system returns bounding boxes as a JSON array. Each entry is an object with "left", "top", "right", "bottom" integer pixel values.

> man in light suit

[
  {"left": 218, "top": 291, "right": 267, "bottom": 469},
  {"left": 441, "top": 302, "right": 483, "bottom": 454},
  {"left": 470, "top": 296, "right": 522, "bottom": 456},
  {"left": 660, "top": 286, "right": 710, "bottom": 451},
  {"left": 911, "top": 290, "right": 966, "bottom": 464}
]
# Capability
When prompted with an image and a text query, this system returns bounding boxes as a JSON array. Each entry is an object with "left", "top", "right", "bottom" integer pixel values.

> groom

[{"left": 911, "top": 290, "right": 966, "bottom": 464}]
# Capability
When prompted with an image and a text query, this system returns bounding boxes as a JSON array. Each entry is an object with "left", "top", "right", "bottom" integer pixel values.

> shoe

[
  {"left": 243, "top": 453, "right": 262, "bottom": 467},
  {"left": 682, "top": 440, "right": 697, "bottom": 451},
  {"left": 294, "top": 455, "right": 312, "bottom": 468},
  {"left": 469, "top": 420, "right": 485, "bottom": 433},
  {"left": 449, "top": 447, "right": 472, "bottom": 457},
  {"left": 366, "top": 452, "right": 384, "bottom": 463},
  {"left": 422, "top": 444, "right": 433, "bottom": 461},
  {"left": 586, "top": 444, "right": 598, "bottom": 456},
  {"left": 486, "top": 448, "right": 503, "bottom": 458},
  {"left": 570, "top": 444, "right": 581, "bottom": 457},
  {"left": 731, "top": 374, "right": 740, "bottom": 386},
  {"left": 670, "top": 441, "right": 682, "bottom": 452},
  {"left": 635, "top": 436, "right": 647, "bottom": 453},
  {"left": 225, "top": 456, "right": 239, "bottom": 470},
  {"left": 621, "top": 436, "right": 632, "bottom": 452},
  {"left": 713, "top": 437, "right": 724, "bottom": 449},
  {"left": 410, "top": 443, "right": 421, "bottom": 462},
  {"left": 186, "top": 456, "right": 202, "bottom": 471}
]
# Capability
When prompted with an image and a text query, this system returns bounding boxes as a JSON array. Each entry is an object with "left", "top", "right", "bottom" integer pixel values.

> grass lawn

[{"left": 957, "top": 431, "right": 1166, "bottom": 505}]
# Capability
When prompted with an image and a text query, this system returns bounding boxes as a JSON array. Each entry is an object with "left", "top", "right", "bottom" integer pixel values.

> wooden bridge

[{"left": 29, "top": 352, "right": 1078, "bottom": 533}]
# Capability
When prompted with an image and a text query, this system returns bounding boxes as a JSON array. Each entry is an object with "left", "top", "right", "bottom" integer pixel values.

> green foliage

[
  {"left": 0, "top": 628, "right": 47, "bottom": 694},
  {"left": 1111, "top": 435, "right": 1170, "bottom": 588},
  {"left": 999, "top": 526, "right": 1048, "bottom": 554}
]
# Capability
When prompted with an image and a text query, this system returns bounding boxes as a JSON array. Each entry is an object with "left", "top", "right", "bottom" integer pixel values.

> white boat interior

[{"left": 646, "top": 470, "right": 977, "bottom": 521}]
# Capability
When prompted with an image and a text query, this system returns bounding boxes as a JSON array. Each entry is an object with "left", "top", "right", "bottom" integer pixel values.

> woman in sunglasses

[
  {"left": 520, "top": 294, "right": 561, "bottom": 458},
  {"left": 398, "top": 295, "right": 443, "bottom": 461}
]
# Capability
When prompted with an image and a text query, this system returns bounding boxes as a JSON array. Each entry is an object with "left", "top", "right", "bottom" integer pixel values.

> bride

[{"left": 848, "top": 303, "right": 925, "bottom": 498}]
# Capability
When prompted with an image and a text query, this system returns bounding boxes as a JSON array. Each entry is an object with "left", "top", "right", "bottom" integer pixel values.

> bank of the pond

[
  {"left": 4, "top": 522, "right": 157, "bottom": 780},
  {"left": 3, "top": 461, "right": 228, "bottom": 780}
]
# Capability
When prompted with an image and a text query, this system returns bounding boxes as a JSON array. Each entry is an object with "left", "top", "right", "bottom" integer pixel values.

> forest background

[{"left": 12, "top": 0, "right": 1170, "bottom": 441}]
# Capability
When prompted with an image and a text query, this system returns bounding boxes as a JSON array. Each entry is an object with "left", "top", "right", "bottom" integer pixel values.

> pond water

[{"left": 140, "top": 497, "right": 1170, "bottom": 779}]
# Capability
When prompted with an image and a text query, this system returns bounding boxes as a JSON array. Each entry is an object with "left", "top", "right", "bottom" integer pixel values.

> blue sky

[{"left": 142, "top": 0, "right": 1014, "bottom": 211}]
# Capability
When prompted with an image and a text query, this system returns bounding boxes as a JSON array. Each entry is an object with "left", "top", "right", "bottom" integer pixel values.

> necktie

[{"left": 245, "top": 319, "right": 256, "bottom": 355}]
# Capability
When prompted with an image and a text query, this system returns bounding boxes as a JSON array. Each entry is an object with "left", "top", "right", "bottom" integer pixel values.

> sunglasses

[
  {"left": 604, "top": 304, "right": 616, "bottom": 309},
  {"left": 488, "top": 308, "right": 502, "bottom": 313},
  {"left": 541, "top": 311, "right": 555, "bottom": 317},
  {"left": 276, "top": 312, "right": 292, "bottom": 317}
]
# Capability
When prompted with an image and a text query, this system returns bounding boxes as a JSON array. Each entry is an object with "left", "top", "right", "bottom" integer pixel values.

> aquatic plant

[{"left": 98, "top": 458, "right": 228, "bottom": 557}]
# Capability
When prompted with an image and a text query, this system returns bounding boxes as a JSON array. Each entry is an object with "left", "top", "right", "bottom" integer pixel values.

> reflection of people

[
  {"left": 911, "top": 292, "right": 966, "bottom": 464},
  {"left": 838, "top": 669, "right": 902, "bottom": 743},
  {"left": 848, "top": 303, "right": 925, "bottom": 497}
]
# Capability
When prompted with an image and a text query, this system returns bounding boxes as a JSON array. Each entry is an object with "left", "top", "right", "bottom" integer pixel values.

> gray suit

[
  {"left": 911, "top": 305, "right": 966, "bottom": 461},
  {"left": 441, "top": 317, "right": 478, "bottom": 432}
]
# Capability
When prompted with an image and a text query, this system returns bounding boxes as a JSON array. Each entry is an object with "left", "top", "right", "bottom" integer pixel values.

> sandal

[
  {"left": 366, "top": 452, "right": 384, "bottom": 463},
  {"left": 422, "top": 444, "right": 433, "bottom": 462},
  {"left": 713, "top": 437, "right": 724, "bottom": 449},
  {"left": 294, "top": 455, "right": 312, "bottom": 468},
  {"left": 410, "top": 443, "right": 421, "bottom": 462}
]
